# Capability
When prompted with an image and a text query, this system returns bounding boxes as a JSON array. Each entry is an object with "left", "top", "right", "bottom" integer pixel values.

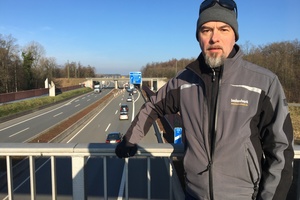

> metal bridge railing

[
  {"left": 1, "top": 143, "right": 300, "bottom": 200},
  {"left": 0, "top": 143, "right": 185, "bottom": 200}
]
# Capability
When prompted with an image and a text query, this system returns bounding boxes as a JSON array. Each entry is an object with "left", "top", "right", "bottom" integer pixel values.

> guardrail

[{"left": 0, "top": 143, "right": 185, "bottom": 200}]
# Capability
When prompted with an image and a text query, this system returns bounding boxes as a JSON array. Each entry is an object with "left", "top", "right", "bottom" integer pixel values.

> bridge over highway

[{"left": 85, "top": 77, "right": 168, "bottom": 91}]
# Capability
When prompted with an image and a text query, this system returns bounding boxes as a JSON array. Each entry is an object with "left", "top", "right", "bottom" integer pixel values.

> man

[{"left": 115, "top": 0, "right": 294, "bottom": 199}]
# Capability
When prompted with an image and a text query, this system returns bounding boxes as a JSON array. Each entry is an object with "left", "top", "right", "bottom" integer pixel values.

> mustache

[{"left": 207, "top": 45, "right": 223, "bottom": 50}]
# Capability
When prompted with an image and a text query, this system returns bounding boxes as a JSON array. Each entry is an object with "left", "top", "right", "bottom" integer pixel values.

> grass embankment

[{"left": 0, "top": 87, "right": 92, "bottom": 119}]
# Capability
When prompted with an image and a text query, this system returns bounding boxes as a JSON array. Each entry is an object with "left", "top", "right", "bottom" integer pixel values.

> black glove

[{"left": 115, "top": 137, "right": 137, "bottom": 158}]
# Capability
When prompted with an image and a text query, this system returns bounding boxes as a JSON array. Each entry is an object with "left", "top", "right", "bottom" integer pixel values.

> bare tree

[
  {"left": 22, "top": 41, "right": 47, "bottom": 88},
  {"left": 39, "top": 57, "right": 57, "bottom": 82},
  {"left": 0, "top": 34, "right": 20, "bottom": 93},
  {"left": 243, "top": 40, "right": 300, "bottom": 102},
  {"left": 22, "top": 41, "right": 45, "bottom": 69}
]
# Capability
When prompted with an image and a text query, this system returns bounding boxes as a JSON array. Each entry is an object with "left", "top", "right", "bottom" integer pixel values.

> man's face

[{"left": 198, "top": 21, "right": 236, "bottom": 68}]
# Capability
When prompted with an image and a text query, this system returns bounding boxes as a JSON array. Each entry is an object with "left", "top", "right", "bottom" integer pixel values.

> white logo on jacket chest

[
  {"left": 229, "top": 84, "right": 261, "bottom": 107},
  {"left": 231, "top": 99, "right": 249, "bottom": 106}
]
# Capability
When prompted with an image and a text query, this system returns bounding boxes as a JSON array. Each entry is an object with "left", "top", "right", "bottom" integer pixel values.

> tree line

[
  {"left": 0, "top": 34, "right": 96, "bottom": 93},
  {"left": 141, "top": 40, "right": 300, "bottom": 103},
  {"left": 1, "top": 33, "right": 299, "bottom": 102}
]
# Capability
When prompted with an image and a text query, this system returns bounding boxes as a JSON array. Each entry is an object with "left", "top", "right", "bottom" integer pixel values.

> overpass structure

[{"left": 84, "top": 77, "right": 168, "bottom": 91}]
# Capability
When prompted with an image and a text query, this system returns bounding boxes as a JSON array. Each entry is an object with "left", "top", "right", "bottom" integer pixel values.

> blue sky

[{"left": 1, "top": 0, "right": 299, "bottom": 75}]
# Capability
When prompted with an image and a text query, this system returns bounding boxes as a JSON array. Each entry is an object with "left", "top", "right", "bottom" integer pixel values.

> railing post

[
  {"left": 103, "top": 156, "right": 107, "bottom": 200},
  {"left": 72, "top": 156, "right": 87, "bottom": 200},
  {"left": 147, "top": 157, "right": 151, "bottom": 200},
  {"left": 169, "top": 159, "right": 172, "bottom": 200},
  {"left": 297, "top": 160, "right": 300, "bottom": 200},
  {"left": 6, "top": 156, "right": 14, "bottom": 200},
  {"left": 51, "top": 156, "right": 57, "bottom": 200},
  {"left": 125, "top": 157, "right": 129, "bottom": 200},
  {"left": 29, "top": 156, "right": 36, "bottom": 200}
]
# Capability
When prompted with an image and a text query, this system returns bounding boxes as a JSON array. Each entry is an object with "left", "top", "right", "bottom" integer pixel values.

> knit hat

[{"left": 196, "top": 2, "right": 239, "bottom": 41}]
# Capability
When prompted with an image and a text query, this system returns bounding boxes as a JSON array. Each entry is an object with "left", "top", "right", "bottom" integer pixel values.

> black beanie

[{"left": 196, "top": 3, "right": 239, "bottom": 41}]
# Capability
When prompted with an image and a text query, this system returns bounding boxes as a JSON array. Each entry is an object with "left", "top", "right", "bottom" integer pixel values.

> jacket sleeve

[
  {"left": 257, "top": 76, "right": 294, "bottom": 200},
  {"left": 124, "top": 78, "right": 181, "bottom": 144}
]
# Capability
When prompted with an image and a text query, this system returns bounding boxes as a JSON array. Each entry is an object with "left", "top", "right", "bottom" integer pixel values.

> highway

[
  {"left": 0, "top": 88, "right": 112, "bottom": 143},
  {"left": 0, "top": 85, "right": 172, "bottom": 199}
]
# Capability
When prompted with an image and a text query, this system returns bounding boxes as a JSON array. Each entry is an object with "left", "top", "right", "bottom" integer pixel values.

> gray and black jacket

[{"left": 125, "top": 45, "right": 294, "bottom": 200}]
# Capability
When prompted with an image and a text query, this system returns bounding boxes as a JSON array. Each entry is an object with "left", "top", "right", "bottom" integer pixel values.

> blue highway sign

[{"left": 129, "top": 72, "right": 142, "bottom": 84}]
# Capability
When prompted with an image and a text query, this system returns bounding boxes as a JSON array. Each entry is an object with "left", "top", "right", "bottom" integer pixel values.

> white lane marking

[
  {"left": 131, "top": 99, "right": 135, "bottom": 122},
  {"left": 131, "top": 90, "right": 140, "bottom": 122},
  {"left": 0, "top": 97, "right": 81, "bottom": 132},
  {"left": 66, "top": 96, "right": 115, "bottom": 143},
  {"left": 118, "top": 91, "right": 141, "bottom": 199},
  {"left": 105, "top": 123, "right": 111, "bottom": 132},
  {"left": 9, "top": 127, "right": 29, "bottom": 137},
  {"left": 87, "top": 99, "right": 91, "bottom": 102},
  {"left": 53, "top": 112, "right": 63, "bottom": 117},
  {"left": 75, "top": 104, "right": 80, "bottom": 107}
]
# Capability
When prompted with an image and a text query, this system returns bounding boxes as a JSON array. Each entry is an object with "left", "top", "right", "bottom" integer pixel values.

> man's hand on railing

[{"left": 115, "top": 137, "right": 137, "bottom": 158}]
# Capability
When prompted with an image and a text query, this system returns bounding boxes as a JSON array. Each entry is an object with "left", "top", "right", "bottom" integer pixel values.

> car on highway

[
  {"left": 119, "top": 104, "right": 129, "bottom": 120},
  {"left": 119, "top": 112, "right": 129, "bottom": 120},
  {"left": 120, "top": 104, "right": 129, "bottom": 113},
  {"left": 105, "top": 132, "right": 122, "bottom": 143},
  {"left": 127, "top": 96, "right": 133, "bottom": 102}
]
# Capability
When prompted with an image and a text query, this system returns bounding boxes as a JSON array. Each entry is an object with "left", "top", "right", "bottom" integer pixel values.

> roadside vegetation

[{"left": 0, "top": 87, "right": 92, "bottom": 119}]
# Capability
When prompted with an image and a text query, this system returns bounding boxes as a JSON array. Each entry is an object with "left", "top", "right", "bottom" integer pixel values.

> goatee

[{"left": 205, "top": 53, "right": 225, "bottom": 68}]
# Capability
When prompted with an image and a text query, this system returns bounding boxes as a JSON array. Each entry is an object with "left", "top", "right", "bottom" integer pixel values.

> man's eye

[
  {"left": 201, "top": 29, "right": 210, "bottom": 33},
  {"left": 221, "top": 28, "right": 229, "bottom": 32}
]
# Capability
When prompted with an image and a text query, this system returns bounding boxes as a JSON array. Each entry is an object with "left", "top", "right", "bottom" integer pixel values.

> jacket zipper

[
  {"left": 208, "top": 69, "right": 216, "bottom": 200},
  {"left": 209, "top": 68, "right": 222, "bottom": 200}
]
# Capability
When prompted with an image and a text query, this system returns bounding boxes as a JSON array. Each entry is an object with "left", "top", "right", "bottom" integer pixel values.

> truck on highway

[{"left": 93, "top": 81, "right": 102, "bottom": 93}]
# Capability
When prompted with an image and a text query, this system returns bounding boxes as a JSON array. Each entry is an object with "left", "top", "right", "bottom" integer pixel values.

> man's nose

[{"left": 210, "top": 30, "right": 220, "bottom": 43}]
